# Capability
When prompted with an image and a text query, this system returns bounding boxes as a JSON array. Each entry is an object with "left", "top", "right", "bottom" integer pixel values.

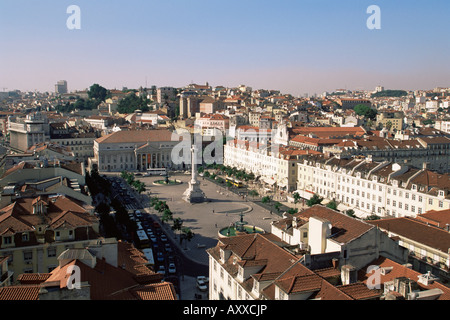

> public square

[{"left": 140, "top": 172, "right": 282, "bottom": 266}]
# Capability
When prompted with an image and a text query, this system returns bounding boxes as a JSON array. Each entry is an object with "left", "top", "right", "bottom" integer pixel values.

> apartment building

[
  {"left": 194, "top": 114, "right": 229, "bottom": 134},
  {"left": 156, "top": 86, "right": 177, "bottom": 104},
  {"left": 376, "top": 111, "right": 404, "bottom": 132},
  {"left": 0, "top": 240, "right": 177, "bottom": 300},
  {"left": 324, "top": 136, "right": 450, "bottom": 174},
  {"left": 0, "top": 194, "right": 100, "bottom": 279},
  {"left": 296, "top": 154, "right": 450, "bottom": 218},
  {"left": 224, "top": 138, "right": 318, "bottom": 192},
  {"left": 207, "top": 232, "right": 382, "bottom": 300},
  {"left": 369, "top": 216, "right": 450, "bottom": 282}
]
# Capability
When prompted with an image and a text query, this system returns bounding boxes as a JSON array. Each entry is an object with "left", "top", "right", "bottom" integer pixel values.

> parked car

[
  {"left": 164, "top": 243, "right": 172, "bottom": 253},
  {"left": 161, "top": 234, "right": 168, "bottom": 242},
  {"left": 196, "top": 279, "right": 208, "bottom": 292},
  {"left": 168, "top": 263, "right": 176, "bottom": 274},
  {"left": 197, "top": 276, "right": 209, "bottom": 283},
  {"left": 156, "top": 251, "right": 164, "bottom": 262}
]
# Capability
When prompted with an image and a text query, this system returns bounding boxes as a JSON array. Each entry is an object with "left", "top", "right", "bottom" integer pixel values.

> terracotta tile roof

[
  {"left": 0, "top": 285, "right": 41, "bottom": 300},
  {"left": 48, "top": 210, "right": 93, "bottom": 229},
  {"left": 369, "top": 217, "right": 450, "bottom": 253},
  {"left": 297, "top": 205, "right": 374, "bottom": 244},
  {"left": 129, "top": 282, "right": 177, "bottom": 300},
  {"left": 275, "top": 274, "right": 323, "bottom": 294},
  {"left": 17, "top": 273, "right": 52, "bottom": 284},
  {"left": 0, "top": 195, "right": 98, "bottom": 244},
  {"left": 309, "top": 280, "right": 354, "bottom": 300},
  {"left": 416, "top": 209, "right": 450, "bottom": 228},
  {"left": 95, "top": 129, "right": 176, "bottom": 144},
  {"left": 336, "top": 283, "right": 382, "bottom": 300},
  {"left": 292, "top": 126, "right": 366, "bottom": 139}
]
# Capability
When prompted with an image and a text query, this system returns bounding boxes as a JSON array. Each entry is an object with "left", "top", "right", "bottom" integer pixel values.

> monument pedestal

[{"left": 182, "top": 179, "right": 206, "bottom": 203}]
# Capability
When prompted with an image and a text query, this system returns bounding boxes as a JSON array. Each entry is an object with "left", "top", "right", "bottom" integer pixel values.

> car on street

[
  {"left": 168, "top": 263, "right": 176, "bottom": 274},
  {"left": 156, "top": 251, "right": 164, "bottom": 262},
  {"left": 164, "top": 243, "right": 172, "bottom": 253},
  {"left": 157, "top": 265, "right": 165, "bottom": 275},
  {"left": 197, "top": 276, "right": 209, "bottom": 283},
  {"left": 161, "top": 234, "right": 167, "bottom": 242},
  {"left": 196, "top": 279, "right": 208, "bottom": 292}
]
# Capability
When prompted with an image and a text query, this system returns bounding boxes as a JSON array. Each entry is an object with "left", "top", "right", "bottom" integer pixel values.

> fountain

[{"left": 218, "top": 212, "right": 265, "bottom": 238}]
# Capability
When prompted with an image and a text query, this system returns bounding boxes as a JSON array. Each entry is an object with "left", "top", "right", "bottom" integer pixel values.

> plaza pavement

[{"left": 139, "top": 173, "right": 303, "bottom": 266}]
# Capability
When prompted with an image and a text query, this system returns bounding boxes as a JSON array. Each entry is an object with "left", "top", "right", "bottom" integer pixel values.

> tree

[
  {"left": 261, "top": 196, "right": 271, "bottom": 204},
  {"left": 180, "top": 227, "right": 195, "bottom": 249},
  {"left": 326, "top": 200, "right": 338, "bottom": 211},
  {"left": 346, "top": 209, "right": 356, "bottom": 218},
  {"left": 172, "top": 218, "right": 183, "bottom": 233},
  {"left": 88, "top": 83, "right": 109, "bottom": 102},
  {"left": 293, "top": 192, "right": 301, "bottom": 208},
  {"left": 274, "top": 202, "right": 282, "bottom": 213},
  {"left": 161, "top": 209, "right": 173, "bottom": 224},
  {"left": 354, "top": 104, "right": 377, "bottom": 120},
  {"left": 287, "top": 208, "right": 298, "bottom": 215},
  {"left": 306, "top": 194, "right": 323, "bottom": 207}
]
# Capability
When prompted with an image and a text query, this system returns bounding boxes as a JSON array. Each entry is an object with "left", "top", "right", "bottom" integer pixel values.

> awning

[{"left": 262, "top": 178, "right": 276, "bottom": 185}]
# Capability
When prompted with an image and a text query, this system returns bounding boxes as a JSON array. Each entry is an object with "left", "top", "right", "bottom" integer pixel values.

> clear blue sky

[{"left": 0, "top": 0, "right": 449, "bottom": 96}]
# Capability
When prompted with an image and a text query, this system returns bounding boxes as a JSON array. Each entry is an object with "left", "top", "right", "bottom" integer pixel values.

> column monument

[{"left": 182, "top": 144, "right": 206, "bottom": 203}]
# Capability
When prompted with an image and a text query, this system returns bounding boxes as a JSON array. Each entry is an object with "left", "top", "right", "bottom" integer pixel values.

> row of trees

[
  {"left": 149, "top": 197, "right": 195, "bottom": 248},
  {"left": 120, "top": 171, "right": 146, "bottom": 194},
  {"left": 199, "top": 164, "right": 255, "bottom": 182}
]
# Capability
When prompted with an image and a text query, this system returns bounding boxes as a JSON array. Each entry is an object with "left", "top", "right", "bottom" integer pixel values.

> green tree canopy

[
  {"left": 117, "top": 93, "right": 150, "bottom": 113},
  {"left": 306, "top": 194, "right": 323, "bottom": 207},
  {"left": 88, "top": 83, "right": 109, "bottom": 102},
  {"left": 354, "top": 104, "right": 377, "bottom": 120}
]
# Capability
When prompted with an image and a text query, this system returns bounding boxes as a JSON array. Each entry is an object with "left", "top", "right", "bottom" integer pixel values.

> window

[
  {"left": 3, "top": 236, "right": 12, "bottom": 245},
  {"left": 24, "top": 251, "right": 32, "bottom": 261},
  {"left": 22, "top": 233, "right": 29, "bottom": 242},
  {"left": 48, "top": 247, "right": 57, "bottom": 257},
  {"left": 429, "top": 198, "right": 433, "bottom": 205}
]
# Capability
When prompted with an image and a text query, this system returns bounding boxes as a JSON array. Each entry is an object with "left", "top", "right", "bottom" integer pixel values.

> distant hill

[{"left": 371, "top": 90, "right": 408, "bottom": 98}]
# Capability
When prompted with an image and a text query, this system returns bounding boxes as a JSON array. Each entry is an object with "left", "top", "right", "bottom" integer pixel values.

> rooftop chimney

[{"left": 341, "top": 265, "right": 357, "bottom": 285}]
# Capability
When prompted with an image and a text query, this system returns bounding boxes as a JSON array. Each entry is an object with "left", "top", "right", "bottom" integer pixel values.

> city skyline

[{"left": 1, "top": 0, "right": 449, "bottom": 95}]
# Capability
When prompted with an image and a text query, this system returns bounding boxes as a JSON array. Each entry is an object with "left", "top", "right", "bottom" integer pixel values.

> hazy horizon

[{"left": 1, "top": 0, "right": 449, "bottom": 96}]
